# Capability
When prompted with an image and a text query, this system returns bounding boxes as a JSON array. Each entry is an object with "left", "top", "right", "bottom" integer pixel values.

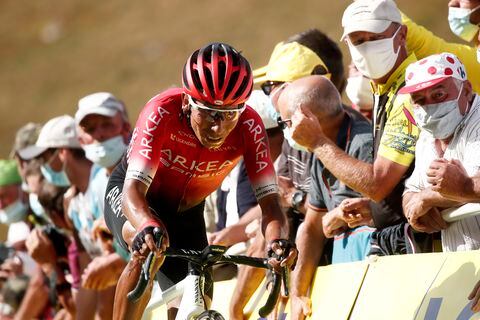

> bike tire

[{"left": 196, "top": 310, "right": 225, "bottom": 320}]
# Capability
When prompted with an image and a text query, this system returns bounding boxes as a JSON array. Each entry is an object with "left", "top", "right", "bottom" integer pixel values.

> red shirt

[{"left": 125, "top": 88, "right": 277, "bottom": 213}]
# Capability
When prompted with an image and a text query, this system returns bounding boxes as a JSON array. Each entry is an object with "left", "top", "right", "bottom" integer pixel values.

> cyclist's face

[{"left": 184, "top": 95, "right": 241, "bottom": 149}]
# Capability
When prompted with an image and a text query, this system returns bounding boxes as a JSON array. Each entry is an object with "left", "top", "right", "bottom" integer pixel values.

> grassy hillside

[{"left": 0, "top": 0, "right": 460, "bottom": 157}]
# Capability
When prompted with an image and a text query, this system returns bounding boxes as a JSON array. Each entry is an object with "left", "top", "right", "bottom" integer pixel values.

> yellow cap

[{"left": 253, "top": 41, "right": 330, "bottom": 84}]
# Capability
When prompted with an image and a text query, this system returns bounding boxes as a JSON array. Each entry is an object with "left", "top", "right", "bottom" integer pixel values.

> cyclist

[{"left": 104, "top": 42, "right": 297, "bottom": 320}]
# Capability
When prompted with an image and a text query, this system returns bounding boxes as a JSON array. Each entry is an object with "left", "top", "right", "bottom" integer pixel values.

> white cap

[
  {"left": 341, "top": 0, "right": 401, "bottom": 41},
  {"left": 75, "top": 92, "right": 125, "bottom": 125},
  {"left": 246, "top": 90, "right": 278, "bottom": 130},
  {"left": 399, "top": 53, "right": 467, "bottom": 94},
  {"left": 20, "top": 115, "right": 81, "bottom": 159}
]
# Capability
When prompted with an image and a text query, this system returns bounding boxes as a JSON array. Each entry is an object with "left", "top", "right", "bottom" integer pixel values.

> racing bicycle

[{"left": 128, "top": 230, "right": 289, "bottom": 320}]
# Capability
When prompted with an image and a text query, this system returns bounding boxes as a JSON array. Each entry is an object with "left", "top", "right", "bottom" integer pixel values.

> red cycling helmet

[{"left": 183, "top": 43, "right": 253, "bottom": 107}]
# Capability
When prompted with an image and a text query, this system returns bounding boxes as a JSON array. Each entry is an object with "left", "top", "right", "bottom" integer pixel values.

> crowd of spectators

[{"left": 1, "top": 0, "right": 480, "bottom": 319}]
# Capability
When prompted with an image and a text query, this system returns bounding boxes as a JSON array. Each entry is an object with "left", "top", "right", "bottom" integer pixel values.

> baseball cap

[
  {"left": 19, "top": 115, "right": 81, "bottom": 160},
  {"left": 0, "top": 160, "right": 21, "bottom": 187},
  {"left": 253, "top": 41, "right": 329, "bottom": 84},
  {"left": 246, "top": 90, "right": 278, "bottom": 130},
  {"left": 398, "top": 53, "right": 467, "bottom": 94},
  {"left": 75, "top": 92, "right": 125, "bottom": 125},
  {"left": 341, "top": 0, "right": 401, "bottom": 41},
  {"left": 10, "top": 123, "right": 42, "bottom": 159}
]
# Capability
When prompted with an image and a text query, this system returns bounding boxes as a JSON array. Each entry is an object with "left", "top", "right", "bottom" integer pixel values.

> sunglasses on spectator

[
  {"left": 188, "top": 95, "right": 245, "bottom": 122},
  {"left": 261, "top": 81, "right": 285, "bottom": 96},
  {"left": 277, "top": 116, "right": 292, "bottom": 130}
]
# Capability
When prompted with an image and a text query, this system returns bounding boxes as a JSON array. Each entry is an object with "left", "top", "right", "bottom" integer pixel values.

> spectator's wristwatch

[{"left": 291, "top": 190, "right": 306, "bottom": 212}]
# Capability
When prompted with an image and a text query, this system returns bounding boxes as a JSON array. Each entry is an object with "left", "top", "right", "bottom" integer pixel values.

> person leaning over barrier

[
  {"left": 401, "top": 53, "right": 480, "bottom": 252},
  {"left": 276, "top": 76, "right": 375, "bottom": 320}
]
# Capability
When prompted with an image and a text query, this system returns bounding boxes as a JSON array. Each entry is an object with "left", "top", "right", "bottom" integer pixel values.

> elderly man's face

[
  {"left": 78, "top": 113, "right": 129, "bottom": 145},
  {"left": 410, "top": 78, "right": 471, "bottom": 112}
]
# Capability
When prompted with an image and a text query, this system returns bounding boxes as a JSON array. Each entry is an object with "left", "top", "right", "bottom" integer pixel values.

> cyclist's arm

[
  {"left": 122, "top": 180, "right": 156, "bottom": 233},
  {"left": 121, "top": 93, "right": 173, "bottom": 246},
  {"left": 257, "top": 194, "right": 288, "bottom": 242},
  {"left": 240, "top": 107, "right": 287, "bottom": 241}
]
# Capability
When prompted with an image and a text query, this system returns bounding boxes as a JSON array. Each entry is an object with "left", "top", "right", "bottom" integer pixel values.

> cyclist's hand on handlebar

[
  {"left": 267, "top": 239, "right": 298, "bottom": 273},
  {"left": 132, "top": 221, "right": 169, "bottom": 256}
]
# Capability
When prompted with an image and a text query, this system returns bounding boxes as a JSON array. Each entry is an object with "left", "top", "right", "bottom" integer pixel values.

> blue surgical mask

[
  {"left": 28, "top": 193, "right": 46, "bottom": 218},
  {"left": 282, "top": 127, "right": 309, "bottom": 152},
  {"left": 413, "top": 84, "right": 465, "bottom": 139},
  {"left": 83, "top": 135, "right": 127, "bottom": 168},
  {"left": 0, "top": 199, "right": 28, "bottom": 224},
  {"left": 448, "top": 6, "right": 480, "bottom": 42},
  {"left": 41, "top": 163, "right": 70, "bottom": 187}
]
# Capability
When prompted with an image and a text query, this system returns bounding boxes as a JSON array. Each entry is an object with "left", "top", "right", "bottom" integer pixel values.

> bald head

[{"left": 277, "top": 75, "right": 343, "bottom": 121}]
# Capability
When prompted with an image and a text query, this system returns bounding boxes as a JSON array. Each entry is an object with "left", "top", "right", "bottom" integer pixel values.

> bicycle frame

[{"left": 131, "top": 244, "right": 283, "bottom": 320}]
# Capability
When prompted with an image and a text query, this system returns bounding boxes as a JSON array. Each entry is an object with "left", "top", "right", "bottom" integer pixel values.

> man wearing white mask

[
  {"left": 75, "top": 92, "right": 131, "bottom": 175},
  {"left": 401, "top": 52, "right": 480, "bottom": 251},
  {"left": 290, "top": 0, "right": 420, "bottom": 236},
  {"left": 74, "top": 92, "right": 131, "bottom": 257}
]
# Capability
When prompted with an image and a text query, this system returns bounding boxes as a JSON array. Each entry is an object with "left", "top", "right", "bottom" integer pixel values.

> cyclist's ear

[{"left": 181, "top": 93, "right": 191, "bottom": 118}]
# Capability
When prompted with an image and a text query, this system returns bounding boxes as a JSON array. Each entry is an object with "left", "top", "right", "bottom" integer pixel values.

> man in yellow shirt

[{"left": 290, "top": 0, "right": 436, "bottom": 248}]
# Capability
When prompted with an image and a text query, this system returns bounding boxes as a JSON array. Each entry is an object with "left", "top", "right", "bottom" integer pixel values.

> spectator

[
  {"left": 401, "top": 53, "right": 479, "bottom": 251},
  {"left": 9, "top": 123, "right": 42, "bottom": 192},
  {"left": 278, "top": 75, "right": 374, "bottom": 320},
  {"left": 448, "top": 0, "right": 480, "bottom": 63},
  {"left": 74, "top": 92, "right": 131, "bottom": 259},
  {"left": 289, "top": 0, "right": 421, "bottom": 255}
]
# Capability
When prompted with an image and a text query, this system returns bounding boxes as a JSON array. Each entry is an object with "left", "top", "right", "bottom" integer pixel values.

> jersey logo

[
  {"left": 160, "top": 149, "right": 234, "bottom": 177},
  {"left": 243, "top": 118, "right": 269, "bottom": 173}
]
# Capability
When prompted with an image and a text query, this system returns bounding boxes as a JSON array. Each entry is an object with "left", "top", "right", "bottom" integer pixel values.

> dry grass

[{"left": 0, "top": 0, "right": 460, "bottom": 156}]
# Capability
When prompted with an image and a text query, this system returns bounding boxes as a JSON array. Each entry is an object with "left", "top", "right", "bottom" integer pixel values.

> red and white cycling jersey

[{"left": 124, "top": 88, "right": 278, "bottom": 213}]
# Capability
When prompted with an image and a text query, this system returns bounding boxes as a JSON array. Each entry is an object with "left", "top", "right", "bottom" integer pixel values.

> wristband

[{"left": 137, "top": 219, "right": 161, "bottom": 232}]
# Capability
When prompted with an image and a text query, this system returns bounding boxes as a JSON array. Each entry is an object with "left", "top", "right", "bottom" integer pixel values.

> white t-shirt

[
  {"left": 405, "top": 95, "right": 480, "bottom": 251},
  {"left": 68, "top": 165, "right": 109, "bottom": 257}
]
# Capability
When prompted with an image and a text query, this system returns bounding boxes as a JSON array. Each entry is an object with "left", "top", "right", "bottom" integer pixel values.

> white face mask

[
  {"left": 348, "top": 27, "right": 401, "bottom": 79},
  {"left": 83, "top": 135, "right": 127, "bottom": 168},
  {"left": 345, "top": 75, "right": 374, "bottom": 109},
  {"left": 413, "top": 84, "right": 465, "bottom": 139},
  {"left": 282, "top": 127, "right": 309, "bottom": 152},
  {"left": 0, "top": 199, "right": 28, "bottom": 224}
]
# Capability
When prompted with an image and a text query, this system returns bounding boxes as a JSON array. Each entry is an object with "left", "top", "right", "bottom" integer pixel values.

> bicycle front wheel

[{"left": 196, "top": 310, "right": 225, "bottom": 320}]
